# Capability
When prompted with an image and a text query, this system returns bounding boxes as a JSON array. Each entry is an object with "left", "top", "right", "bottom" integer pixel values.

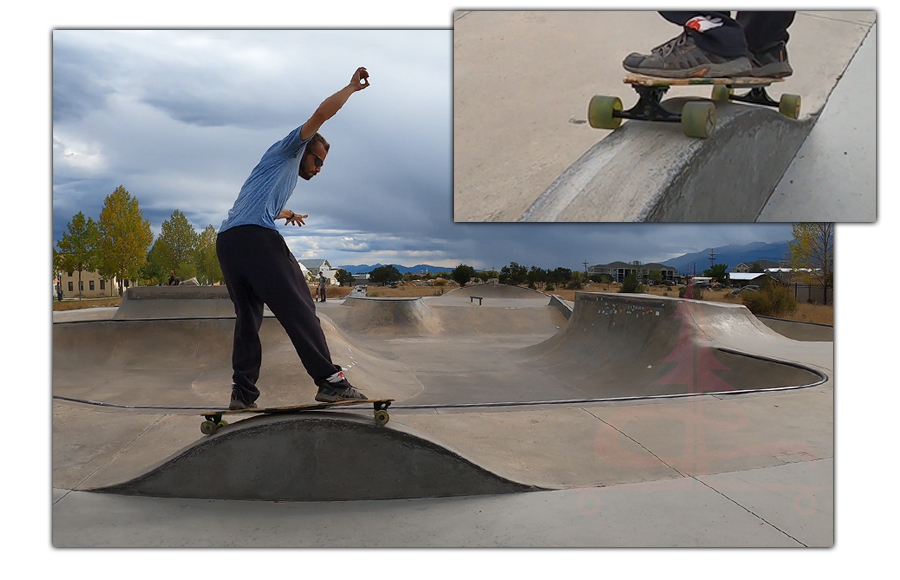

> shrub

[{"left": 741, "top": 280, "right": 798, "bottom": 316}]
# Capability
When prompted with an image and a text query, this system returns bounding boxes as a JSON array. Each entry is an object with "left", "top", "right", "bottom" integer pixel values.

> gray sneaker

[
  {"left": 229, "top": 391, "right": 258, "bottom": 410},
  {"left": 749, "top": 41, "right": 792, "bottom": 78},
  {"left": 624, "top": 32, "right": 752, "bottom": 78},
  {"left": 314, "top": 370, "right": 367, "bottom": 402}
]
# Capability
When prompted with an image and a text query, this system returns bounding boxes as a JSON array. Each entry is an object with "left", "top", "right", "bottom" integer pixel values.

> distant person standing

[
  {"left": 318, "top": 272, "right": 328, "bottom": 303},
  {"left": 216, "top": 67, "right": 370, "bottom": 410},
  {"left": 167, "top": 270, "right": 177, "bottom": 286}
]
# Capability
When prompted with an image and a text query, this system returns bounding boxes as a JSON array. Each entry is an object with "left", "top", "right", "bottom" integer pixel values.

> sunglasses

[{"left": 309, "top": 151, "right": 324, "bottom": 167}]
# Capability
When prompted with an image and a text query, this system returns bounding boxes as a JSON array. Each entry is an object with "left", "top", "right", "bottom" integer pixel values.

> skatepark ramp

[
  {"left": 518, "top": 100, "right": 815, "bottom": 222},
  {"left": 113, "top": 286, "right": 248, "bottom": 320},
  {"left": 92, "top": 414, "right": 540, "bottom": 501},
  {"left": 520, "top": 293, "right": 825, "bottom": 398}
]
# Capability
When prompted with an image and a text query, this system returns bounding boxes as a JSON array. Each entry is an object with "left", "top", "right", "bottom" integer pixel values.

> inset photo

[{"left": 453, "top": 10, "right": 875, "bottom": 222}]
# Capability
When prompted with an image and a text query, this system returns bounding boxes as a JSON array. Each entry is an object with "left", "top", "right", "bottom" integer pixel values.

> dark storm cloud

[{"left": 52, "top": 41, "right": 120, "bottom": 123}]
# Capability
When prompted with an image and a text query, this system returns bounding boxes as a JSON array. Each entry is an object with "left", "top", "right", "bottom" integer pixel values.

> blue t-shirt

[{"left": 219, "top": 125, "right": 312, "bottom": 233}]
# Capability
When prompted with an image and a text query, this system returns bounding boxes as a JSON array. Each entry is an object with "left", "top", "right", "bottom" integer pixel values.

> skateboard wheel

[
  {"left": 711, "top": 85, "right": 732, "bottom": 103},
  {"left": 588, "top": 95, "right": 623, "bottom": 130},
  {"left": 681, "top": 101, "right": 716, "bottom": 138},
  {"left": 200, "top": 420, "right": 218, "bottom": 435},
  {"left": 779, "top": 93, "right": 801, "bottom": 120},
  {"left": 374, "top": 410, "right": 390, "bottom": 427},
  {"left": 217, "top": 420, "right": 228, "bottom": 428}
]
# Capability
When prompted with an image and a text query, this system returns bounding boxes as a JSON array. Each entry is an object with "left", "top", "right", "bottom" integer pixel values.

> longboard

[
  {"left": 199, "top": 398, "right": 394, "bottom": 435},
  {"left": 588, "top": 73, "right": 801, "bottom": 138}
]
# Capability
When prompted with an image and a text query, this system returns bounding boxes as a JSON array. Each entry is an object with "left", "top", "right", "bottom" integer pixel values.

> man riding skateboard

[
  {"left": 623, "top": 11, "right": 795, "bottom": 79},
  {"left": 216, "top": 67, "right": 370, "bottom": 410}
]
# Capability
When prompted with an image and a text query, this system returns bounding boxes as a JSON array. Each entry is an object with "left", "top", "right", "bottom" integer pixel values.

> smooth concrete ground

[
  {"left": 51, "top": 288, "right": 834, "bottom": 548},
  {"left": 759, "top": 22, "right": 877, "bottom": 221},
  {"left": 453, "top": 10, "right": 876, "bottom": 222}
]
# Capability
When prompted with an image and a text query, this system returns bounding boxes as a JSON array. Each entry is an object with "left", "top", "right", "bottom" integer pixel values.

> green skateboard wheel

[
  {"left": 681, "top": 101, "right": 716, "bottom": 138},
  {"left": 779, "top": 93, "right": 801, "bottom": 120},
  {"left": 200, "top": 420, "right": 218, "bottom": 435},
  {"left": 588, "top": 95, "right": 623, "bottom": 130},
  {"left": 711, "top": 85, "right": 732, "bottom": 103},
  {"left": 374, "top": 410, "right": 390, "bottom": 426}
]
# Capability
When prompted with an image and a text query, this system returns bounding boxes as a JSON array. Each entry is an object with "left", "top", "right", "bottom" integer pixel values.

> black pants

[
  {"left": 216, "top": 225, "right": 341, "bottom": 404},
  {"left": 660, "top": 11, "right": 796, "bottom": 58}
]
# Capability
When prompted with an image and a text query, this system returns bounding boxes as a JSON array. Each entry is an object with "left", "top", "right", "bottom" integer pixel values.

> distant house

[
  {"left": 55, "top": 269, "right": 136, "bottom": 298},
  {"left": 588, "top": 261, "right": 679, "bottom": 284},
  {"left": 732, "top": 259, "right": 787, "bottom": 273},
  {"left": 729, "top": 272, "right": 772, "bottom": 286},
  {"left": 298, "top": 259, "right": 338, "bottom": 285}
]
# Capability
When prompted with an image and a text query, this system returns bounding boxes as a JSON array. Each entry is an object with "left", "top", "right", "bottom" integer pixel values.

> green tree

[
  {"left": 142, "top": 238, "right": 171, "bottom": 285},
  {"left": 648, "top": 269, "right": 663, "bottom": 285},
  {"left": 499, "top": 262, "right": 528, "bottom": 285},
  {"left": 789, "top": 223, "right": 834, "bottom": 288},
  {"left": 620, "top": 271, "right": 643, "bottom": 294},
  {"left": 157, "top": 209, "right": 200, "bottom": 279},
  {"left": 196, "top": 225, "right": 223, "bottom": 284},
  {"left": 336, "top": 268, "right": 355, "bottom": 287},
  {"left": 370, "top": 265, "right": 402, "bottom": 285},
  {"left": 96, "top": 185, "right": 154, "bottom": 295},
  {"left": 451, "top": 263, "right": 476, "bottom": 287},
  {"left": 56, "top": 211, "right": 100, "bottom": 298},
  {"left": 703, "top": 263, "right": 730, "bottom": 284}
]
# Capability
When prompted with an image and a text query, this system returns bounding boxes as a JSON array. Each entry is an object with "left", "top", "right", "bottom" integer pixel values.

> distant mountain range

[
  {"left": 661, "top": 240, "right": 791, "bottom": 274},
  {"left": 335, "top": 263, "right": 453, "bottom": 275},
  {"left": 337, "top": 240, "right": 793, "bottom": 276}
]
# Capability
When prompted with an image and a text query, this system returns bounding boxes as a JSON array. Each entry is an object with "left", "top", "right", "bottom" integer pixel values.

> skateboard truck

[{"left": 589, "top": 75, "right": 801, "bottom": 139}]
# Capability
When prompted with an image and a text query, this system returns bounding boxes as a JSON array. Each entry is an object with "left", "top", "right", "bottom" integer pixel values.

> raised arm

[{"left": 300, "top": 67, "right": 370, "bottom": 140}]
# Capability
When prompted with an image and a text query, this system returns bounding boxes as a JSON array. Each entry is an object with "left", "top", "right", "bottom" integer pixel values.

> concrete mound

[
  {"left": 52, "top": 316, "right": 411, "bottom": 406},
  {"left": 92, "top": 414, "right": 539, "bottom": 501},
  {"left": 521, "top": 293, "right": 823, "bottom": 398},
  {"left": 518, "top": 100, "right": 814, "bottom": 222},
  {"left": 335, "top": 297, "right": 444, "bottom": 336},
  {"left": 113, "top": 286, "right": 247, "bottom": 320}
]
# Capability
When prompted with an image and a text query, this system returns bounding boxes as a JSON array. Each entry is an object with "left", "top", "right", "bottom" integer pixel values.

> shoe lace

[{"left": 654, "top": 32, "right": 688, "bottom": 56}]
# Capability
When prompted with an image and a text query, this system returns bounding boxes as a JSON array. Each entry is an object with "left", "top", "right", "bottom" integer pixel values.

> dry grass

[{"left": 53, "top": 297, "right": 122, "bottom": 311}]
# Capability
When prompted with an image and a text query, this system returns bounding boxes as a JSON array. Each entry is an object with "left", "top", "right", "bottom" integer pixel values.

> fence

[{"left": 792, "top": 284, "right": 832, "bottom": 305}]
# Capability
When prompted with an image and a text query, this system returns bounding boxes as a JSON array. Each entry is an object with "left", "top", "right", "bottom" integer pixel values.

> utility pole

[{"left": 708, "top": 248, "right": 717, "bottom": 269}]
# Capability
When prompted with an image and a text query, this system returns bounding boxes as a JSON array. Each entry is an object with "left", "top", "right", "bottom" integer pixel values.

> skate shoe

[
  {"left": 623, "top": 32, "right": 751, "bottom": 78},
  {"left": 315, "top": 370, "right": 367, "bottom": 402},
  {"left": 229, "top": 390, "right": 258, "bottom": 410},
  {"left": 749, "top": 41, "right": 792, "bottom": 78}
]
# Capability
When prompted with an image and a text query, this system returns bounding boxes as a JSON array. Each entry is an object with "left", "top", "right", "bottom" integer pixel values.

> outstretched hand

[
  {"left": 280, "top": 210, "right": 307, "bottom": 226},
  {"left": 350, "top": 67, "right": 370, "bottom": 91}
]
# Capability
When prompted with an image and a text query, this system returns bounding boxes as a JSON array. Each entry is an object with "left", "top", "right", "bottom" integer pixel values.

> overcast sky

[{"left": 51, "top": 29, "right": 795, "bottom": 272}]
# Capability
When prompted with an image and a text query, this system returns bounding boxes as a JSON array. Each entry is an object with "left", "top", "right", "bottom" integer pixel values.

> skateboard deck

[
  {"left": 199, "top": 398, "right": 394, "bottom": 435},
  {"left": 588, "top": 73, "right": 800, "bottom": 138}
]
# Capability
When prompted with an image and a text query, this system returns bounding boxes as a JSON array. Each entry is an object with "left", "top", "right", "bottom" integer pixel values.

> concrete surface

[
  {"left": 52, "top": 286, "right": 833, "bottom": 546},
  {"left": 453, "top": 10, "right": 876, "bottom": 222},
  {"left": 759, "top": 22, "right": 877, "bottom": 221},
  {"left": 112, "top": 285, "right": 272, "bottom": 320},
  {"left": 518, "top": 99, "right": 815, "bottom": 221}
]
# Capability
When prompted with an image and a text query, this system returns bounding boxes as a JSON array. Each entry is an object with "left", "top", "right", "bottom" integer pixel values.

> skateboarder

[
  {"left": 623, "top": 11, "right": 795, "bottom": 79},
  {"left": 216, "top": 67, "right": 370, "bottom": 410}
]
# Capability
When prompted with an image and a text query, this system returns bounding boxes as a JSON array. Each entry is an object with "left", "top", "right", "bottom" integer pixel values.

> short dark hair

[{"left": 309, "top": 132, "right": 330, "bottom": 152}]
